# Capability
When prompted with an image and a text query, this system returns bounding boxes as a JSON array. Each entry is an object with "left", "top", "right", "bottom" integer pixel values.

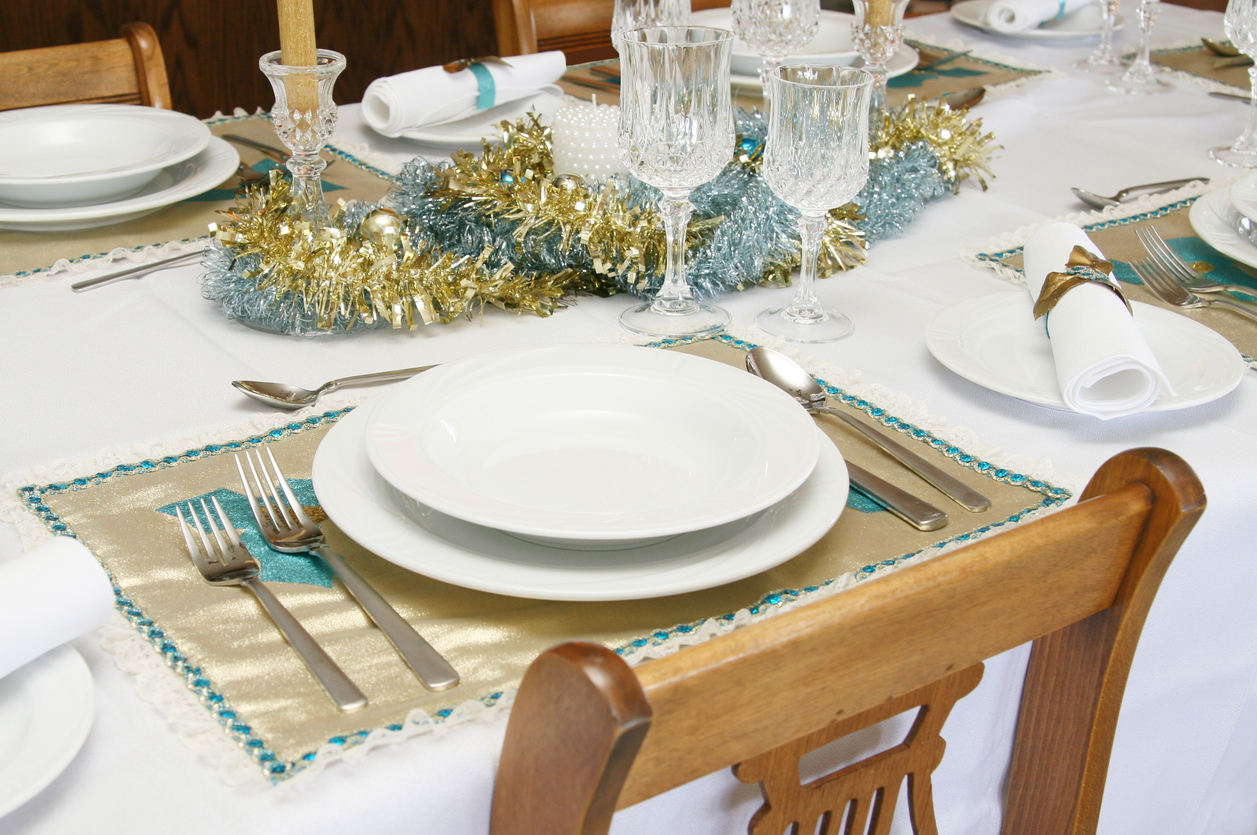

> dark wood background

[{"left": 0, "top": 0, "right": 1226, "bottom": 118}]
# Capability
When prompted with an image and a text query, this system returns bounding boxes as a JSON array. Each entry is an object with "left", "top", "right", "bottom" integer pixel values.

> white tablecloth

[{"left": 2, "top": 6, "right": 1255, "bottom": 833}]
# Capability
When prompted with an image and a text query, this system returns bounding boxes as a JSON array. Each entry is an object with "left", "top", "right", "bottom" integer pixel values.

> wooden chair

[
  {"left": 493, "top": 0, "right": 731, "bottom": 63},
  {"left": 0, "top": 22, "right": 171, "bottom": 112},
  {"left": 491, "top": 447, "right": 1206, "bottom": 835}
]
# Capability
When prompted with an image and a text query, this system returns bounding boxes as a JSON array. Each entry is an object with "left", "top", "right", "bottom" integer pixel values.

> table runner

[
  {"left": 1150, "top": 44, "right": 1250, "bottom": 93},
  {"left": 0, "top": 113, "right": 396, "bottom": 285},
  {"left": 965, "top": 181, "right": 1257, "bottom": 365},
  {"left": 5, "top": 335, "right": 1071, "bottom": 784}
]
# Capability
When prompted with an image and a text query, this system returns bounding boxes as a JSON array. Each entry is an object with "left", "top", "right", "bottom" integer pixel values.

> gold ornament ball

[{"left": 359, "top": 208, "right": 406, "bottom": 249}]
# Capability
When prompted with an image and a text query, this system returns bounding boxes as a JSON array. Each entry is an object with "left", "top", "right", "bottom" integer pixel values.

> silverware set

[
  {"left": 177, "top": 447, "right": 459, "bottom": 712},
  {"left": 1131, "top": 226, "right": 1257, "bottom": 323}
]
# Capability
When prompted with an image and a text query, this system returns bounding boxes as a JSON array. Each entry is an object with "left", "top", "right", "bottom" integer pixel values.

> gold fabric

[
  {"left": 0, "top": 114, "right": 396, "bottom": 279},
  {"left": 986, "top": 200, "right": 1257, "bottom": 361},
  {"left": 28, "top": 340, "right": 1061, "bottom": 776},
  {"left": 1033, "top": 245, "right": 1129, "bottom": 320},
  {"left": 1152, "top": 46, "right": 1249, "bottom": 91}
]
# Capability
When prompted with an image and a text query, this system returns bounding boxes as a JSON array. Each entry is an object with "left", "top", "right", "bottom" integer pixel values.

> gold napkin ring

[
  {"left": 442, "top": 56, "right": 513, "bottom": 73},
  {"left": 1032, "top": 244, "right": 1132, "bottom": 321}
]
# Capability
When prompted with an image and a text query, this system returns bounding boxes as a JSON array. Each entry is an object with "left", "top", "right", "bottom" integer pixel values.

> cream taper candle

[
  {"left": 277, "top": 0, "right": 318, "bottom": 114},
  {"left": 867, "top": 0, "right": 891, "bottom": 26},
  {"left": 550, "top": 100, "right": 628, "bottom": 184}
]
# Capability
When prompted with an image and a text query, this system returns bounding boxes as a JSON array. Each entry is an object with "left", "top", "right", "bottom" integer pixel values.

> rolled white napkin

[
  {"left": 361, "top": 52, "right": 568, "bottom": 137},
  {"left": 0, "top": 537, "right": 114, "bottom": 680},
  {"left": 985, "top": 0, "right": 1094, "bottom": 32},
  {"left": 1023, "top": 223, "right": 1174, "bottom": 419}
]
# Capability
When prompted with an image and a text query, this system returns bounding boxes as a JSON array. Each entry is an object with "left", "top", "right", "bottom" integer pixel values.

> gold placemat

[
  {"left": 561, "top": 44, "right": 1049, "bottom": 111},
  {"left": 16, "top": 337, "right": 1069, "bottom": 782},
  {"left": 0, "top": 113, "right": 396, "bottom": 281},
  {"left": 1151, "top": 45, "right": 1250, "bottom": 91},
  {"left": 971, "top": 194, "right": 1257, "bottom": 362}
]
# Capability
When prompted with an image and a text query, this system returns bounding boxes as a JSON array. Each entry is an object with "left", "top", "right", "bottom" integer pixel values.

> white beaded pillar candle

[{"left": 550, "top": 100, "right": 628, "bottom": 184}]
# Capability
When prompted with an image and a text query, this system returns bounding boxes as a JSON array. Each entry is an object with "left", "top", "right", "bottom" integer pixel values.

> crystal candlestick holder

[
  {"left": 1076, "top": 0, "right": 1124, "bottom": 73},
  {"left": 852, "top": 0, "right": 909, "bottom": 114},
  {"left": 259, "top": 49, "right": 346, "bottom": 225}
]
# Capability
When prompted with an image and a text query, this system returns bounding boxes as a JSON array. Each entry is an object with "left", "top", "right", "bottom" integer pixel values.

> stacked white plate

[
  {"left": 311, "top": 344, "right": 850, "bottom": 601},
  {"left": 1188, "top": 173, "right": 1257, "bottom": 271},
  {"left": 0, "top": 104, "right": 239, "bottom": 231}
]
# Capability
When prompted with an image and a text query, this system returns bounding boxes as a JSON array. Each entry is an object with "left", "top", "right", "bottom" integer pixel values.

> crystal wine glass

[
  {"left": 617, "top": 26, "right": 735, "bottom": 338},
  {"left": 259, "top": 49, "right": 347, "bottom": 224},
  {"left": 731, "top": 0, "right": 821, "bottom": 102},
  {"left": 852, "top": 0, "right": 909, "bottom": 114},
  {"left": 1106, "top": 0, "right": 1172, "bottom": 94},
  {"left": 1211, "top": 0, "right": 1257, "bottom": 166},
  {"left": 1076, "top": 0, "right": 1124, "bottom": 73},
  {"left": 611, "top": 0, "right": 690, "bottom": 53},
  {"left": 756, "top": 65, "right": 874, "bottom": 343}
]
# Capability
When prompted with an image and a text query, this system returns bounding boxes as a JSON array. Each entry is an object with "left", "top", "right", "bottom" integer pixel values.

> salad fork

[
  {"left": 1135, "top": 226, "right": 1257, "bottom": 299},
  {"left": 1129, "top": 257, "right": 1257, "bottom": 323},
  {"left": 236, "top": 448, "right": 460, "bottom": 692},
  {"left": 176, "top": 497, "right": 368, "bottom": 712}
]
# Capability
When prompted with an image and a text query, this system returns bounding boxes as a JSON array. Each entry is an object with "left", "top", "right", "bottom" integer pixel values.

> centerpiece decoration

[{"left": 204, "top": 97, "right": 996, "bottom": 335}]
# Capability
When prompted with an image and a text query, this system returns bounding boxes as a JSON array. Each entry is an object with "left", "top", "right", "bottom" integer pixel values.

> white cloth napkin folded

[
  {"left": 361, "top": 52, "right": 568, "bottom": 137},
  {"left": 0, "top": 537, "right": 114, "bottom": 680},
  {"left": 1023, "top": 222, "right": 1174, "bottom": 419},
  {"left": 985, "top": 0, "right": 1094, "bottom": 32}
]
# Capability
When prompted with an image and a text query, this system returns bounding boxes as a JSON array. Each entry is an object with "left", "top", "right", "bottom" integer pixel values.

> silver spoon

[
  {"left": 233, "top": 365, "right": 435, "bottom": 410},
  {"left": 746, "top": 347, "right": 991, "bottom": 513},
  {"left": 940, "top": 85, "right": 986, "bottom": 109},
  {"left": 1071, "top": 178, "right": 1208, "bottom": 209}
]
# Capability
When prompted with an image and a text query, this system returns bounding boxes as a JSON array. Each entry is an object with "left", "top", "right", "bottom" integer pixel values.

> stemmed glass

[
  {"left": 756, "top": 65, "right": 874, "bottom": 343},
  {"left": 852, "top": 0, "right": 909, "bottom": 114},
  {"left": 731, "top": 0, "right": 821, "bottom": 102},
  {"left": 1076, "top": 0, "right": 1124, "bottom": 73},
  {"left": 617, "top": 26, "right": 735, "bottom": 338},
  {"left": 1211, "top": 0, "right": 1257, "bottom": 166},
  {"left": 611, "top": 0, "right": 690, "bottom": 52},
  {"left": 1106, "top": 0, "right": 1173, "bottom": 94}
]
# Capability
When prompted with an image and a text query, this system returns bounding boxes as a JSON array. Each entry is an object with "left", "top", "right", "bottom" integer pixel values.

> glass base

[
  {"left": 1075, "top": 55, "right": 1124, "bottom": 74},
  {"left": 1210, "top": 145, "right": 1257, "bottom": 168},
  {"left": 755, "top": 307, "right": 854, "bottom": 343},
  {"left": 619, "top": 300, "right": 730, "bottom": 338},
  {"left": 1106, "top": 73, "right": 1174, "bottom": 95}
]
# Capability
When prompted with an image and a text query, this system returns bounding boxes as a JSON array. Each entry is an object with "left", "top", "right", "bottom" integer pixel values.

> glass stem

[
  {"left": 1237, "top": 66, "right": 1257, "bottom": 153},
  {"left": 1129, "top": 0, "right": 1157, "bottom": 78},
  {"left": 785, "top": 212, "right": 828, "bottom": 323},
  {"left": 867, "top": 60, "right": 889, "bottom": 115},
  {"left": 759, "top": 57, "right": 783, "bottom": 103},
  {"left": 286, "top": 151, "right": 329, "bottom": 224},
  {"left": 651, "top": 190, "right": 698, "bottom": 316},
  {"left": 1095, "top": 0, "right": 1118, "bottom": 61}
]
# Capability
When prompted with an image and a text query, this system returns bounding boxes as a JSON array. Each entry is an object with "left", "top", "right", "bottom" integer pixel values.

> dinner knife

[
  {"left": 847, "top": 462, "right": 948, "bottom": 531},
  {"left": 70, "top": 249, "right": 204, "bottom": 292}
]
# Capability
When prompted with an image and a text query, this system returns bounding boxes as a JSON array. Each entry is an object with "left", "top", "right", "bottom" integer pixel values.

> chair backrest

[
  {"left": 491, "top": 447, "right": 1205, "bottom": 835},
  {"left": 0, "top": 22, "right": 172, "bottom": 112},
  {"left": 493, "top": 0, "right": 731, "bottom": 63}
]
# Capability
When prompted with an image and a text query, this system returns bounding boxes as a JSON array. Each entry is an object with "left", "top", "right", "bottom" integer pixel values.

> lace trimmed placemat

[
  {"left": 1, "top": 334, "right": 1076, "bottom": 786},
  {"left": 1149, "top": 43, "right": 1250, "bottom": 94},
  {"left": 963, "top": 180, "right": 1257, "bottom": 366}
]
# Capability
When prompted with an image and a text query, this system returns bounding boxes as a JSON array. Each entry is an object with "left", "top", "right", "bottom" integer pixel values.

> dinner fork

[
  {"left": 236, "top": 448, "right": 460, "bottom": 692},
  {"left": 176, "top": 497, "right": 368, "bottom": 712},
  {"left": 1135, "top": 226, "right": 1257, "bottom": 299},
  {"left": 1129, "top": 256, "right": 1257, "bottom": 323}
]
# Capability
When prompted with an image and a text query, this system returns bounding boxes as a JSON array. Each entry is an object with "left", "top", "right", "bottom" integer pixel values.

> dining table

[{"left": 2, "top": 4, "right": 1255, "bottom": 834}]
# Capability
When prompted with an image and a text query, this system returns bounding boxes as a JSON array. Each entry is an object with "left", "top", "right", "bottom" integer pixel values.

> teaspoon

[
  {"left": 233, "top": 365, "right": 435, "bottom": 410},
  {"left": 746, "top": 347, "right": 991, "bottom": 513},
  {"left": 1071, "top": 177, "right": 1208, "bottom": 209}
]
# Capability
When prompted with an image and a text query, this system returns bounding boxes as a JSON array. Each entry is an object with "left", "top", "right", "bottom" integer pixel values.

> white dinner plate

[
  {"left": 729, "top": 45, "right": 918, "bottom": 91},
  {"left": 0, "top": 136, "right": 239, "bottom": 232},
  {"left": 0, "top": 104, "right": 211, "bottom": 208},
  {"left": 399, "top": 89, "right": 566, "bottom": 146},
  {"left": 1230, "top": 172, "right": 1257, "bottom": 225},
  {"left": 950, "top": 0, "right": 1124, "bottom": 39},
  {"left": 691, "top": 8, "right": 861, "bottom": 76},
  {"left": 314, "top": 402, "right": 847, "bottom": 601},
  {"left": 0, "top": 645, "right": 94, "bottom": 819},
  {"left": 365, "top": 344, "right": 820, "bottom": 541},
  {"left": 925, "top": 292, "right": 1245, "bottom": 412},
  {"left": 1190, "top": 187, "right": 1257, "bottom": 270}
]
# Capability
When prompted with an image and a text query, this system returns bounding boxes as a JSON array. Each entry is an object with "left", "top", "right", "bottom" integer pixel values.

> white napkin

[
  {"left": 0, "top": 537, "right": 114, "bottom": 680},
  {"left": 361, "top": 52, "right": 568, "bottom": 137},
  {"left": 1023, "top": 223, "right": 1174, "bottom": 419},
  {"left": 985, "top": 0, "right": 1094, "bottom": 32}
]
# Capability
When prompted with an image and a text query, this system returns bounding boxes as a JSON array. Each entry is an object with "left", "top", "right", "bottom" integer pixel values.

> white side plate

[
  {"left": 0, "top": 136, "right": 239, "bottom": 232},
  {"left": 314, "top": 402, "right": 847, "bottom": 601},
  {"left": 730, "top": 45, "right": 918, "bottom": 91},
  {"left": 1196, "top": 186, "right": 1257, "bottom": 270},
  {"left": 925, "top": 292, "right": 1245, "bottom": 412},
  {"left": 0, "top": 645, "right": 94, "bottom": 820},
  {"left": 691, "top": 8, "right": 861, "bottom": 76},
  {"left": 950, "top": 0, "right": 1124, "bottom": 38}
]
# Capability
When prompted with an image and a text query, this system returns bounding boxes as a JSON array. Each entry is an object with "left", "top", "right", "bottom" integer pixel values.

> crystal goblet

[
  {"left": 731, "top": 0, "right": 820, "bottom": 102},
  {"left": 259, "top": 49, "right": 346, "bottom": 225},
  {"left": 1106, "top": 0, "right": 1172, "bottom": 94},
  {"left": 617, "top": 25, "right": 735, "bottom": 338},
  {"left": 756, "top": 65, "right": 874, "bottom": 343},
  {"left": 611, "top": 0, "right": 690, "bottom": 53},
  {"left": 852, "top": 0, "right": 909, "bottom": 114},
  {"left": 1076, "top": 0, "right": 1124, "bottom": 73},
  {"left": 1211, "top": 0, "right": 1257, "bottom": 166}
]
